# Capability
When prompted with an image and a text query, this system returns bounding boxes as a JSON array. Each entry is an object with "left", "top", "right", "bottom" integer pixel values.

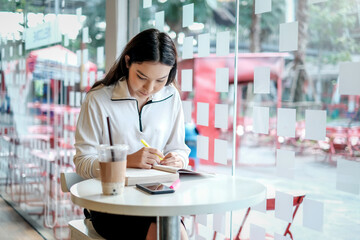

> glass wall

[
  {"left": 136, "top": 0, "right": 360, "bottom": 239},
  {"left": 0, "top": 0, "right": 105, "bottom": 239}
]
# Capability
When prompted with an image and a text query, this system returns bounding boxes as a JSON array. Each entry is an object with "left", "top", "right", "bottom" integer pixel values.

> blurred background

[{"left": 0, "top": 0, "right": 359, "bottom": 239}]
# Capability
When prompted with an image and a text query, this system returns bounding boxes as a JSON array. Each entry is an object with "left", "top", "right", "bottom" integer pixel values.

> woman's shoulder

[{"left": 85, "top": 84, "right": 113, "bottom": 103}]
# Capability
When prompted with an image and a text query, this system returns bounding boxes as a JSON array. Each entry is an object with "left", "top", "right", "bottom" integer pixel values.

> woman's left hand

[{"left": 161, "top": 152, "right": 184, "bottom": 168}]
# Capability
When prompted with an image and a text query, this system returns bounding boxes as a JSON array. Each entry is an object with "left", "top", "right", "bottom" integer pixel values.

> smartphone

[{"left": 136, "top": 182, "right": 175, "bottom": 195}]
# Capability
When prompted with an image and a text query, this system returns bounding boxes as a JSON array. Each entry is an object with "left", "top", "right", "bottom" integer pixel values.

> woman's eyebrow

[{"left": 136, "top": 70, "right": 167, "bottom": 80}]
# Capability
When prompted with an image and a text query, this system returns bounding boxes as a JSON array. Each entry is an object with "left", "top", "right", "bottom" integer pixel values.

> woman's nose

[{"left": 144, "top": 81, "right": 154, "bottom": 92}]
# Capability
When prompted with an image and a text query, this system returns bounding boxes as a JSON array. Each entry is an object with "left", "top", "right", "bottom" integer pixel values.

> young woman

[{"left": 74, "top": 28, "right": 190, "bottom": 239}]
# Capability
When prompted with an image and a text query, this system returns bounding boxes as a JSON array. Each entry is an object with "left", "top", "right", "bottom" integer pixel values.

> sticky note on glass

[
  {"left": 254, "top": 66, "right": 270, "bottom": 94},
  {"left": 155, "top": 11, "right": 164, "bottom": 31},
  {"left": 275, "top": 191, "right": 293, "bottom": 222},
  {"left": 18, "top": 44, "right": 22, "bottom": 56},
  {"left": 305, "top": 110, "right": 326, "bottom": 140},
  {"left": 303, "top": 198, "right": 324, "bottom": 232},
  {"left": 213, "top": 212, "right": 226, "bottom": 234},
  {"left": 215, "top": 104, "right": 228, "bottom": 129},
  {"left": 276, "top": 149, "right": 295, "bottom": 179},
  {"left": 214, "top": 139, "right": 227, "bottom": 165},
  {"left": 197, "top": 135, "right": 209, "bottom": 160},
  {"left": 197, "top": 102, "right": 209, "bottom": 126},
  {"left": 250, "top": 224, "right": 266, "bottom": 240},
  {"left": 252, "top": 190, "right": 267, "bottom": 213},
  {"left": 181, "top": 69, "right": 193, "bottom": 92},
  {"left": 196, "top": 214, "right": 207, "bottom": 226},
  {"left": 9, "top": 46, "right": 13, "bottom": 57},
  {"left": 182, "top": 3, "right": 194, "bottom": 28},
  {"left": 216, "top": 68, "right": 229, "bottom": 92},
  {"left": 338, "top": 62, "right": 360, "bottom": 95},
  {"left": 198, "top": 33, "right": 210, "bottom": 57},
  {"left": 89, "top": 71, "right": 95, "bottom": 87},
  {"left": 216, "top": 31, "right": 230, "bottom": 56},
  {"left": 97, "top": 46, "right": 104, "bottom": 65},
  {"left": 82, "top": 27, "right": 89, "bottom": 43},
  {"left": 143, "top": 0, "right": 152, "bottom": 8},
  {"left": 83, "top": 49, "right": 88, "bottom": 64},
  {"left": 279, "top": 21, "right": 298, "bottom": 52},
  {"left": 277, "top": 108, "right": 296, "bottom": 137},
  {"left": 255, "top": 0, "right": 272, "bottom": 14},
  {"left": 336, "top": 158, "right": 360, "bottom": 194},
  {"left": 97, "top": 71, "right": 104, "bottom": 80},
  {"left": 253, "top": 106, "right": 269, "bottom": 134},
  {"left": 182, "top": 36, "right": 193, "bottom": 59},
  {"left": 182, "top": 101, "right": 192, "bottom": 123}
]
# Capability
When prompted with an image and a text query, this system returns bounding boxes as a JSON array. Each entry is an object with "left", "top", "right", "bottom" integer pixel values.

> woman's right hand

[{"left": 126, "top": 147, "right": 164, "bottom": 169}]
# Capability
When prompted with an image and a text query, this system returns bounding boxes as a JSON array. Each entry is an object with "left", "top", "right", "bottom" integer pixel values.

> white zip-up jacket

[{"left": 74, "top": 78, "right": 190, "bottom": 179}]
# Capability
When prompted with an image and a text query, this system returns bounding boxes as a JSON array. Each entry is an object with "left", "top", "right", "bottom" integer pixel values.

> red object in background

[{"left": 178, "top": 53, "right": 288, "bottom": 165}]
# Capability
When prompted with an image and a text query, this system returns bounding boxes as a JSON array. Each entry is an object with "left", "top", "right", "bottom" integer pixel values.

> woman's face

[{"left": 126, "top": 56, "right": 172, "bottom": 102}]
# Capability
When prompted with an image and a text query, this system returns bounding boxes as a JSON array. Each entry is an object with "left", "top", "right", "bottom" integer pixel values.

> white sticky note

[
  {"left": 277, "top": 108, "right": 296, "bottom": 137},
  {"left": 253, "top": 106, "right": 269, "bottom": 134},
  {"left": 213, "top": 212, "right": 226, "bottom": 234},
  {"left": 182, "top": 3, "right": 194, "bottom": 28},
  {"left": 308, "top": 0, "right": 327, "bottom": 3},
  {"left": 75, "top": 92, "right": 81, "bottom": 107},
  {"left": 197, "top": 102, "right": 209, "bottom": 126},
  {"left": 64, "top": 112, "right": 68, "bottom": 125},
  {"left": 181, "top": 69, "right": 193, "bottom": 92},
  {"left": 198, "top": 33, "right": 210, "bottom": 57},
  {"left": 214, "top": 139, "right": 227, "bottom": 165},
  {"left": 276, "top": 149, "right": 295, "bottom": 178},
  {"left": 275, "top": 191, "right": 293, "bottom": 222},
  {"left": 18, "top": 44, "right": 22, "bottom": 56},
  {"left": 196, "top": 214, "right": 207, "bottom": 226},
  {"left": 338, "top": 62, "right": 360, "bottom": 95},
  {"left": 336, "top": 158, "right": 360, "bottom": 194},
  {"left": 9, "top": 46, "right": 13, "bottom": 57},
  {"left": 216, "top": 68, "right": 229, "bottom": 92},
  {"left": 97, "top": 46, "right": 104, "bottom": 65},
  {"left": 64, "top": 34, "right": 69, "bottom": 47},
  {"left": 254, "top": 66, "right": 270, "bottom": 94},
  {"left": 97, "top": 71, "right": 104, "bottom": 80},
  {"left": 89, "top": 71, "right": 95, "bottom": 87},
  {"left": 215, "top": 104, "right": 228, "bottom": 129},
  {"left": 182, "top": 100, "right": 192, "bottom": 123},
  {"left": 83, "top": 49, "right": 88, "bottom": 64},
  {"left": 216, "top": 31, "right": 230, "bottom": 56},
  {"left": 255, "top": 0, "right": 272, "bottom": 14},
  {"left": 250, "top": 224, "right": 266, "bottom": 240},
  {"left": 82, "top": 27, "right": 89, "bottom": 43},
  {"left": 182, "top": 36, "right": 193, "bottom": 59},
  {"left": 70, "top": 72, "right": 75, "bottom": 86},
  {"left": 305, "top": 110, "right": 326, "bottom": 140},
  {"left": 274, "top": 233, "right": 291, "bottom": 240},
  {"left": 69, "top": 91, "right": 75, "bottom": 107},
  {"left": 155, "top": 11, "right": 164, "bottom": 31},
  {"left": 143, "top": 0, "right": 152, "bottom": 8},
  {"left": 1, "top": 48, "right": 4, "bottom": 58},
  {"left": 279, "top": 21, "right": 298, "bottom": 52},
  {"left": 303, "top": 198, "right": 324, "bottom": 232},
  {"left": 252, "top": 190, "right": 267, "bottom": 213},
  {"left": 197, "top": 135, "right": 209, "bottom": 160},
  {"left": 76, "top": 50, "right": 81, "bottom": 66},
  {"left": 82, "top": 71, "right": 88, "bottom": 88}
]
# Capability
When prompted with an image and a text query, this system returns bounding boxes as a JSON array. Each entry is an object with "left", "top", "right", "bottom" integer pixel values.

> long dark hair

[{"left": 91, "top": 28, "right": 178, "bottom": 90}]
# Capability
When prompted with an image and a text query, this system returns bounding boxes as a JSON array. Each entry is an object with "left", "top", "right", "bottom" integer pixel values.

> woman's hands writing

[
  {"left": 127, "top": 147, "right": 164, "bottom": 169},
  {"left": 161, "top": 152, "right": 184, "bottom": 168}
]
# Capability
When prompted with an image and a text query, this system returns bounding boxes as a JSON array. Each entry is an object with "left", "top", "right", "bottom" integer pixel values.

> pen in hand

[{"left": 140, "top": 139, "right": 164, "bottom": 161}]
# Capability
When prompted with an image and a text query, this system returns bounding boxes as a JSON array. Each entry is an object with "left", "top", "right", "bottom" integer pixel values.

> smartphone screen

[{"left": 136, "top": 183, "right": 175, "bottom": 194}]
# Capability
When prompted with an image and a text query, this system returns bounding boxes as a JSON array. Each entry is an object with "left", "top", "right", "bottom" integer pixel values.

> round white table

[{"left": 70, "top": 175, "right": 266, "bottom": 240}]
